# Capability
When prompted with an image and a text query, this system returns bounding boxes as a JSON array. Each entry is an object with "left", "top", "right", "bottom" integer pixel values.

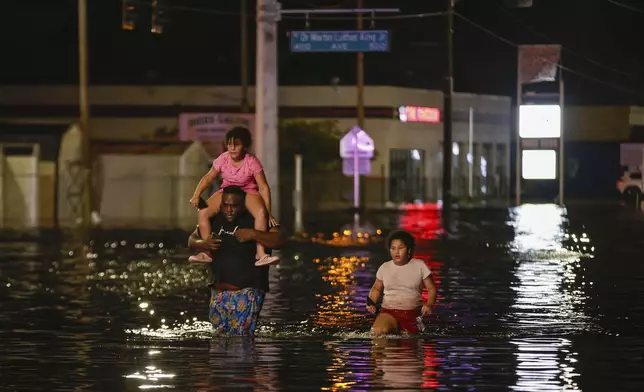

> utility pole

[
  {"left": 256, "top": 5, "right": 398, "bottom": 220},
  {"left": 256, "top": 0, "right": 281, "bottom": 219},
  {"left": 357, "top": 0, "right": 365, "bottom": 129},
  {"left": 558, "top": 68, "right": 565, "bottom": 206},
  {"left": 356, "top": 0, "right": 365, "bottom": 214},
  {"left": 468, "top": 107, "right": 474, "bottom": 199},
  {"left": 441, "top": 0, "right": 454, "bottom": 231},
  {"left": 241, "top": 0, "right": 250, "bottom": 112},
  {"left": 78, "top": 0, "right": 92, "bottom": 227}
]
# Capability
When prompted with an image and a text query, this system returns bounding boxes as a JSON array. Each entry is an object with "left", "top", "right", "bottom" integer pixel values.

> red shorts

[{"left": 381, "top": 307, "right": 419, "bottom": 334}]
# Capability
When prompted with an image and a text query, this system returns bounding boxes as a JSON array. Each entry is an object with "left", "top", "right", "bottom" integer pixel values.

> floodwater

[{"left": 1, "top": 204, "right": 643, "bottom": 391}]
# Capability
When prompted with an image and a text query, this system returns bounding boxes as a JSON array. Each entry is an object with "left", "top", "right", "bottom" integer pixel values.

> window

[{"left": 389, "top": 148, "right": 426, "bottom": 203}]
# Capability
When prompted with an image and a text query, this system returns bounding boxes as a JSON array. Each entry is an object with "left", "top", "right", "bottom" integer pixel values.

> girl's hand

[
  {"left": 269, "top": 215, "right": 279, "bottom": 228},
  {"left": 189, "top": 195, "right": 200, "bottom": 208},
  {"left": 421, "top": 304, "right": 433, "bottom": 316}
]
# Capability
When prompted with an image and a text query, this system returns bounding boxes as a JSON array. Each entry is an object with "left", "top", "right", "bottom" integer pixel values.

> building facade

[{"left": 0, "top": 85, "right": 512, "bottom": 211}]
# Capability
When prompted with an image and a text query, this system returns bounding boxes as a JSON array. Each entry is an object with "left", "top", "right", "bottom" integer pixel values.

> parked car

[{"left": 617, "top": 170, "right": 643, "bottom": 204}]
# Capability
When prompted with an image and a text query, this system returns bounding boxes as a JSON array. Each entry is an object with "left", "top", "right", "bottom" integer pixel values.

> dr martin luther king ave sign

[{"left": 290, "top": 30, "right": 390, "bottom": 53}]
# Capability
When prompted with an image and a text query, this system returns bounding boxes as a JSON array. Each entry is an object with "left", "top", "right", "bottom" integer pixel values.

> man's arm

[
  {"left": 188, "top": 227, "right": 221, "bottom": 252},
  {"left": 256, "top": 226, "right": 287, "bottom": 249},
  {"left": 188, "top": 228, "right": 201, "bottom": 250},
  {"left": 234, "top": 226, "right": 287, "bottom": 249}
]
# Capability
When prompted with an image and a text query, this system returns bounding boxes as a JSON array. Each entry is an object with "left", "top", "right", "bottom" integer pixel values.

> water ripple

[{"left": 1, "top": 205, "right": 644, "bottom": 390}]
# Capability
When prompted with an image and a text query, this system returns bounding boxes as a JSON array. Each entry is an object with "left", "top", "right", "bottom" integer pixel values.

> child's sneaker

[
  {"left": 189, "top": 252, "right": 212, "bottom": 263},
  {"left": 255, "top": 254, "right": 280, "bottom": 266}
]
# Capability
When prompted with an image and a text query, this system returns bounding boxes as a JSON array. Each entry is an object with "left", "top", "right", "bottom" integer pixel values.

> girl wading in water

[
  {"left": 189, "top": 127, "right": 280, "bottom": 267},
  {"left": 366, "top": 230, "right": 437, "bottom": 334}
]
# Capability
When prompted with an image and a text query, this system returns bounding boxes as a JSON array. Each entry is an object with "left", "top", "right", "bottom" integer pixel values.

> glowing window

[
  {"left": 522, "top": 149, "right": 556, "bottom": 180},
  {"left": 519, "top": 105, "right": 561, "bottom": 138}
]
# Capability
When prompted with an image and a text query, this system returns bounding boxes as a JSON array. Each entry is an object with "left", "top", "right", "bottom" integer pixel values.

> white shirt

[{"left": 376, "top": 258, "right": 432, "bottom": 310}]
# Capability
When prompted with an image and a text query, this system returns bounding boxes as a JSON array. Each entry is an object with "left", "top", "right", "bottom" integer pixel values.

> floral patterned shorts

[{"left": 208, "top": 288, "right": 266, "bottom": 335}]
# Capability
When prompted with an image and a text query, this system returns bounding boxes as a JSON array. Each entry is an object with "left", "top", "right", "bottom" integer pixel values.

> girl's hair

[
  {"left": 225, "top": 126, "right": 252, "bottom": 149},
  {"left": 387, "top": 230, "right": 415, "bottom": 258}
]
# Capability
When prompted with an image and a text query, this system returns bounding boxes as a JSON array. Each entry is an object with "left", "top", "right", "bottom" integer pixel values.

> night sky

[{"left": 2, "top": 0, "right": 644, "bottom": 105}]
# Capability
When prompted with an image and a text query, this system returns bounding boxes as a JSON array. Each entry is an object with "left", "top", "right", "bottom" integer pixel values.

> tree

[
  {"left": 276, "top": 119, "right": 346, "bottom": 215},
  {"left": 278, "top": 119, "right": 343, "bottom": 173}
]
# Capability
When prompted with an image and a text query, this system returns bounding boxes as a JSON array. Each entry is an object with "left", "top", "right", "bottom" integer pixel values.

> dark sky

[{"left": 2, "top": 0, "right": 644, "bottom": 105}]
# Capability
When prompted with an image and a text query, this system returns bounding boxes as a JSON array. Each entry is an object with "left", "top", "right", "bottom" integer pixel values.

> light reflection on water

[
  {"left": 314, "top": 253, "right": 370, "bottom": 328},
  {"left": 511, "top": 338, "right": 580, "bottom": 392},
  {"left": 509, "top": 204, "right": 591, "bottom": 391},
  {"left": 1, "top": 205, "right": 643, "bottom": 390}
]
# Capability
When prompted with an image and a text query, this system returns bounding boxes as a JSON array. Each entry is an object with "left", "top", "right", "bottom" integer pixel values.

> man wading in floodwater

[{"left": 188, "top": 186, "right": 286, "bottom": 335}]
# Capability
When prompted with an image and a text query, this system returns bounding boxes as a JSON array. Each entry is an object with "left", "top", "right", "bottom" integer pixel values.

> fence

[{"left": 0, "top": 171, "right": 511, "bottom": 230}]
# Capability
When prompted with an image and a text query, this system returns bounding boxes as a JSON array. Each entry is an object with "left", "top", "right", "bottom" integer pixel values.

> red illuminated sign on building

[{"left": 398, "top": 106, "right": 441, "bottom": 123}]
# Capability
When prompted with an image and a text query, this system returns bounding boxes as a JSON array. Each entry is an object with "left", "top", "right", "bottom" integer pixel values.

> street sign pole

[
  {"left": 256, "top": 0, "right": 280, "bottom": 220},
  {"left": 254, "top": 6, "right": 398, "bottom": 222},
  {"left": 353, "top": 132, "right": 360, "bottom": 228},
  {"left": 354, "top": 132, "right": 359, "bottom": 211},
  {"left": 340, "top": 126, "right": 374, "bottom": 225}
]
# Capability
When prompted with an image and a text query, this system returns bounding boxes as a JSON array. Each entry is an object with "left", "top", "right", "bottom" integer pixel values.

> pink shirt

[{"left": 213, "top": 152, "right": 263, "bottom": 194}]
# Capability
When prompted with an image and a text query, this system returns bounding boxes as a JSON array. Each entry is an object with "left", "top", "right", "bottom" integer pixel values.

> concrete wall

[
  {"left": 0, "top": 84, "right": 441, "bottom": 108},
  {"left": 177, "top": 142, "right": 212, "bottom": 229},
  {"left": 0, "top": 145, "right": 39, "bottom": 229},
  {"left": 98, "top": 154, "right": 180, "bottom": 228},
  {"left": 630, "top": 106, "right": 644, "bottom": 127},
  {"left": 564, "top": 105, "right": 631, "bottom": 141},
  {"left": 0, "top": 85, "right": 513, "bottom": 206},
  {"left": 38, "top": 160, "right": 56, "bottom": 227},
  {"left": 96, "top": 142, "right": 209, "bottom": 229},
  {"left": 57, "top": 124, "right": 82, "bottom": 227}
]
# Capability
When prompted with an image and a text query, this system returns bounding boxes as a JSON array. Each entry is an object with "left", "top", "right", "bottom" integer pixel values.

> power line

[
  {"left": 165, "top": 4, "right": 444, "bottom": 21},
  {"left": 493, "top": 1, "right": 644, "bottom": 83},
  {"left": 605, "top": 0, "right": 644, "bottom": 13},
  {"left": 159, "top": 5, "right": 240, "bottom": 17},
  {"left": 281, "top": 11, "right": 445, "bottom": 21},
  {"left": 454, "top": 11, "right": 644, "bottom": 100}
]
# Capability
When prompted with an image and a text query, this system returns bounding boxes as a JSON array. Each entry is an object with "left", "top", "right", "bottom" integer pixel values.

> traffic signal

[
  {"left": 151, "top": 0, "right": 169, "bottom": 34},
  {"left": 507, "top": 0, "right": 533, "bottom": 6},
  {"left": 121, "top": 0, "right": 139, "bottom": 30}
]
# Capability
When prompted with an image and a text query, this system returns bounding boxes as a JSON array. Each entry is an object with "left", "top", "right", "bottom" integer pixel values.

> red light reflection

[
  {"left": 399, "top": 203, "right": 443, "bottom": 241},
  {"left": 399, "top": 203, "right": 444, "bottom": 303},
  {"left": 421, "top": 342, "right": 440, "bottom": 389}
]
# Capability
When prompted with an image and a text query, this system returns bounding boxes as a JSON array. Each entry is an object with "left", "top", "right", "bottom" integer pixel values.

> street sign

[
  {"left": 290, "top": 30, "right": 390, "bottom": 53},
  {"left": 339, "top": 126, "right": 375, "bottom": 210},
  {"left": 343, "top": 157, "right": 371, "bottom": 176},
  {"left": 340, "top": 126, "right": 375, "bottom": 159}
]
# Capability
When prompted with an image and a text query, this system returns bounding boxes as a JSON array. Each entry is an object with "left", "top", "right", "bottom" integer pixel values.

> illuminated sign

[
  {"left": 398, "top": 106, "right": 441, "bottom": 123},
  {"left": 522, "top": 149, "right": 557, "bottom": 180},
  {"left": 519, "top": 104, "right": 561, "bottom": 138}
]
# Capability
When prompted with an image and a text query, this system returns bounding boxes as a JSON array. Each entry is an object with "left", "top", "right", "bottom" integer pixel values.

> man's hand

[
  {"left": 193, "top": 238, "right": 222, "bottom": 252},
  {"left": 421, "top": 304, "right": 433, "bottom": 316},
  {"left": 234, "top": 228, "right": 257, "bottom": 242}
]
